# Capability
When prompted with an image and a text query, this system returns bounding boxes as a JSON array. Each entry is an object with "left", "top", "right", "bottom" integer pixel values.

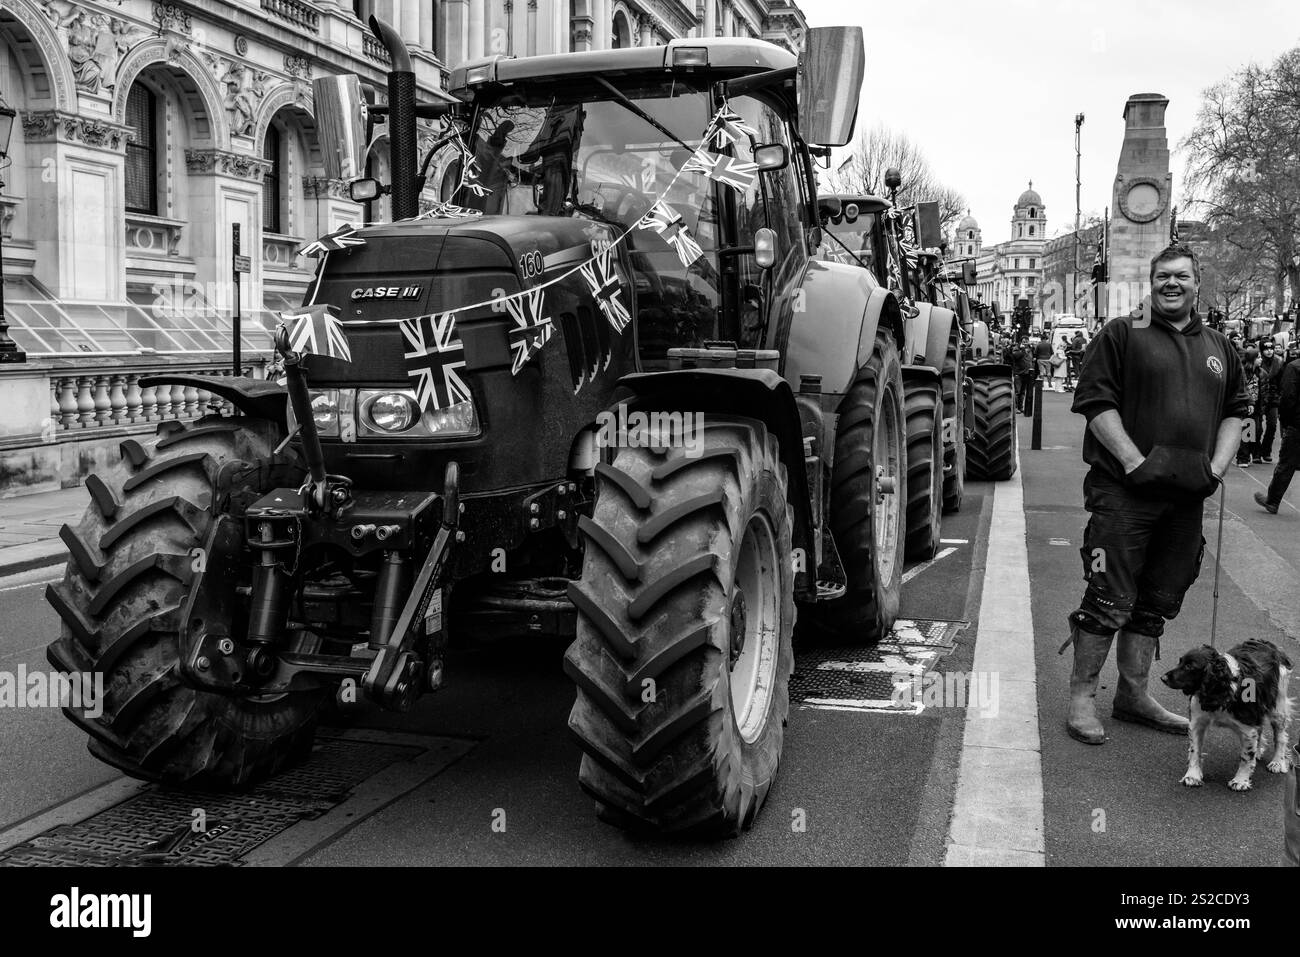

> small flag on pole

[
  {"left": 638, "top": 201, "right": 703, "bottom": 267},
  {"left": 681, "top": 148, "right": 758, "bottom": 193},
  {"left": 280, "top": 304, "right": 352, "bottom": 362},
  {"left": 298, "top": 222, "right": 366, "bottom": 257},
  {"left": 1092, "top": 224, "right": 1108, "bottom": 284},
  {"left": 580, "top": 246, "right": 631, "bottom": 334},
  {"left": 505, "top": 288, "right": 554, "bottom": 375},
  {"left": 400, "top": 312, "right": 472, "bottom": 412},
  {"left": 1170, "top": 206, "right": 1180, "bottom": 244}
]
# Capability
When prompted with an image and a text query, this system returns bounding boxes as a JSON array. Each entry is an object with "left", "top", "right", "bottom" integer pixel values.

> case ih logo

[{"left": 351, "top": 285, "right": 423, "bottom": 301}]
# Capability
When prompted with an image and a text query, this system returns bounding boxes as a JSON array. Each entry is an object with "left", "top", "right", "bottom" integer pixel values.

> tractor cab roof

[{"left": 449, "top": 38, "right": 796, "bottom": 99}]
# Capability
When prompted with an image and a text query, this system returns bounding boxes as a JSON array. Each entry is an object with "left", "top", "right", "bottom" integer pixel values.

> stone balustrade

[
  {"left": 363, "top": 33, "right": 392, "bottom": 64},
  {"left": 261, "top": 0, "right": 320, "bottom": 32},
  {"left": 263, "top": 233, "right": 306, "bottom": 271},
  {"left": 125, "top": 212, "right": 186, "bottom": 259},
  {"left": 47, "top": 369, "right": 240, "bottom": 433}
]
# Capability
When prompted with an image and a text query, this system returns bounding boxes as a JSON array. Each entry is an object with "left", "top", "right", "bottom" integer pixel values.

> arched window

[
  {"left": 612, "top": 11, "right": 630, "bottom": 47},
  {"left": 1018, "top": 225, "right": 1023, "bottom": 237},
  {"left": 1028, "top": 225, "right": 1034, "bottom": 237},
  {"left": 967, "top": 230, "right": 974, "bottom": 239},
  {"left": 1029, "top": 208, "right": 1036, "bottom": 218},
  {"left": 262, "top": 124, "right": 282, "bottom": 233},
  {"left": 125, "top": 82, "right": 158, "bottom": 215}
]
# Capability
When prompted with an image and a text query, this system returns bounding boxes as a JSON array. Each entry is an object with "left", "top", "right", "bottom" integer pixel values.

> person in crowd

[
  {"left": 1063, "top": 245, "right": 1247, "bottom": 745},
  {"left": 1237, "top": 346, "right": 1261, "bottom": 467},
  {"left": 1033, "top": 333, "right": 1056, "bottom": 391},
  {"left": 1255, "top": 348, "right": 1300, "bottom": 514},
  {"left": 1259, "top": 338, "right": 1284, "bottom": 463},
  {"left": 1064, "top": 332, "right": 1087, "bottom": 392},
  {"left": 1011, "top": 335, "right": 1035, "bottom": 414}
]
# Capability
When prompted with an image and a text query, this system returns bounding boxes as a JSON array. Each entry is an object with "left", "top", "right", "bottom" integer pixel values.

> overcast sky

[{"left": 798, "top": 0, "right": 1300, "bottom": 245}]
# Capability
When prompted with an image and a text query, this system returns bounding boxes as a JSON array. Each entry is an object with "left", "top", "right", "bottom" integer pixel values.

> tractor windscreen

[
  {"left": 455, "top": 79, "right": 792, "bottom": 362},
  {"left": 821, "top": 208, "right": 881, "bottom": 271}
]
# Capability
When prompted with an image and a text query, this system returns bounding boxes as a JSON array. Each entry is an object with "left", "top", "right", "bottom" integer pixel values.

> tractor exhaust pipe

[{"left": 369, "top": 15, "right": 418, "bottom": 221}]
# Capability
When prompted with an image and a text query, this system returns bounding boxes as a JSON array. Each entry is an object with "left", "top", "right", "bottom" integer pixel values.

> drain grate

[
  {"left": 0, "top": 737, "right": 419, "bottom": 867},
  {"left": 792, "top": 618, "right": 969, "bottom": 714}
]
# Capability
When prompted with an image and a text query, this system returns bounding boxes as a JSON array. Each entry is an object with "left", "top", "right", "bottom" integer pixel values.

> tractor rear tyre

[
  {"left": 565, "top": 417, "right": 794, "bottom": 836},
  {"left": 966, "top": 374, "right": 1018, "bottom": 481},
  {"left": 941, "top": 340, "right": 965, "bottom": 513},
  {"left": 904, "top": 379, "right": 943, "bottom": 562},
  {"left": 812, "top": 330, "right": 905, "bottom": 642},
  {"left": 45, "top": 416, "right": 323, "bottom": 788}
]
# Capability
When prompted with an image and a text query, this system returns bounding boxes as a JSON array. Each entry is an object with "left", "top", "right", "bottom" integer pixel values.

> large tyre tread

[
  {"left": 46, "top": 417, "right": 321, "bottom": 790},
  {"left": 566, "top": 418, "right": 793, "bottom": 836},
  {"left": 967, "top": 375, "right": 1018, "bottom": 482},
  {"left": 904, "top": 382, "right": 942, "bottom": 561}
]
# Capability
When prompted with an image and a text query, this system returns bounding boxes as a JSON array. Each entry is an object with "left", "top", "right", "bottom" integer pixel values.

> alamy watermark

[
  {"left": 595, "top": 403, "right": 705, "bottom": 458},
  {"left": 0, "top": 666, "right": 103, "bottom": 719},
  {"left": 892, "top": 669, "right": 1000, "bottom": 717}
]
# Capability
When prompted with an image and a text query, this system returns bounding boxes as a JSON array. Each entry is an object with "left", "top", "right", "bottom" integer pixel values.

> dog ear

[{"left": 1199, "top": 653, "right": 1236, "bottom": 712}]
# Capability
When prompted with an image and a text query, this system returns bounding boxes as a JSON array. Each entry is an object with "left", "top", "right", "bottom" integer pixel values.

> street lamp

[{"left": 0, "top": 99, "right": 23, "bottom": 363}]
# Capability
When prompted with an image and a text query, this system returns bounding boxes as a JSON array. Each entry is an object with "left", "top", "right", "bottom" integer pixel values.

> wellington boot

[
  {"left": 1112, "top": 630, "right": 1189, "bottom": 734},
  {"left": 1067, "top": 626, "right": 1114, "bottom": 744}
]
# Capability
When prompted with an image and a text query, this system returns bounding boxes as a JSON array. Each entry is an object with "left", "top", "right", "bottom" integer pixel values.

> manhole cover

[
  {"left": 791, "top": 618, "right": 968, "bottom": 714},
  {"left": 0, "top": 734, "right": 435, "bottom": 867}
]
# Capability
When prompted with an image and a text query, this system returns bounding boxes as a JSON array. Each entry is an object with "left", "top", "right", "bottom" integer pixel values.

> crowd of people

[
  {"left": 1226, "top": 331, "right": 1296, "bottom": 468},
  {"left": 1001, "top": 329, "right": 1089, "bottom": 414}
]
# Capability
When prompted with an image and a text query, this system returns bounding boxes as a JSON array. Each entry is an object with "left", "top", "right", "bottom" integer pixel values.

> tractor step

[{"left": 816, "top": 580, "right": 847, "bottom": 600}]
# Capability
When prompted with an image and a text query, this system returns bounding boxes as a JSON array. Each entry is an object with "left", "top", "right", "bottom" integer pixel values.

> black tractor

[{"left": 47, "top": 20, "right": 915, "bottom": 837}]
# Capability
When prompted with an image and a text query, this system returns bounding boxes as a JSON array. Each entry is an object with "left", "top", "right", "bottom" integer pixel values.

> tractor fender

[
  {"left": 785, "top": 260, "right": 904, "bottom": 398},
  {"left": 903, "top": 303, "right": 959, "bottom": 370},
  {"left": 901, "top": 365, "right": 942, "bottom": 391},
  {"left": 612, "top": 368, "right": 815, "bottom": 582},
  {"left": 138, "top": 373, "right": 289, "bottom": 432},
  {"left": 969, "top": 321, "right": 992, "bottom": 361},
  {"left": 966, "top": 361, "right": 1012, "bottom": 380}
]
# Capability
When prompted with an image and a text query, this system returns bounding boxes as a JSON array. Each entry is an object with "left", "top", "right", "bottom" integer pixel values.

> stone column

[
  {"left": 704, "top": 0, "right": 716, "bottom": 38},
  {"left": 445, "top": 0, "right": 469, "bottom": 65},
  {"left": 183, "top": 149, "right": 273, "bottom": 321},
  {"left": 469, "top": 0, "right": 486, "bottom": 58},
  {"left": 21, "top": 110, "right": 133, "bottom": 303},
  {"left": 594, "top": 0, "right": 610, "bottom": 50},
  {"left": 419, "top": 0, "right": 434, "bottom": 50}
]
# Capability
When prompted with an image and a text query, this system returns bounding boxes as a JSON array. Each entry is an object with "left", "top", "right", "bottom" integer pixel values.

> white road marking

[
  {"left": 940, "top": 538, "right": 969, "bottom": 545},
  {"left": 1048, "top": 538, "right": 1071, "bottom": 546},
  {"left": 802, "top": 697, "right": 921, "bottom": 714},
  {"left": 0, "top": 573, "right": 61, "bottom": 594},
  {"left": 944, "top": 444, "right": 1045, "bottom": 866},
  {"left": 900, "top": 546, "right": 957, "bottom": 585}
]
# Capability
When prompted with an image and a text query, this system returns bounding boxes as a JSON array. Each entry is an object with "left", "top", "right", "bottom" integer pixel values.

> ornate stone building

[
  {"left": 0, "top": 0, "right": 806, "bottom": 495},
  {"left": 961, "top": 183, "right": 1048, "bottom": 323}
]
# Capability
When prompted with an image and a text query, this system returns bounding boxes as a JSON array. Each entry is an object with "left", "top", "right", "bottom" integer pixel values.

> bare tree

[
  {"left": 829, "top": 123, "right": 967, "bottom": 234},
  {"left": 1182, "top": 46, "right": 1300, "bottom": 310}
]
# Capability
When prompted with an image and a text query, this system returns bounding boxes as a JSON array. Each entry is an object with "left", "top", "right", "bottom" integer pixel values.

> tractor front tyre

[
  {"left": 904, "top": 379, "right": 943, "bottom": 562},
  {"left": 45, "top": 416, "right": 323, "bottom": 788},
  {"left": 813, "top": 330, "right": 906, "bottom": 642},
  {"left": 565, "top": 417, "right": 794, "bottom": 837},
  {"left": 966, "top": 374, "right": 1018, "bottom": 481}
]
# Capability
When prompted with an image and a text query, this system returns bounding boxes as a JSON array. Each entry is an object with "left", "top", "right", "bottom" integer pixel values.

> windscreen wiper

[{"left": 593, "top": 76, "right": 694, "bottom": 154}]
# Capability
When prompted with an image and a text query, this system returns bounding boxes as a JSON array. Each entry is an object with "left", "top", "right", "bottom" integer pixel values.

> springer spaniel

[{"left": 1160, "top": 639, "right": 1293, "bottom": 791}]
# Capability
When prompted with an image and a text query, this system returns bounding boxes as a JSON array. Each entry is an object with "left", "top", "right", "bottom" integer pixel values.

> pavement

[{"left": 0, "top": 487, "right": 83, "bottom": 576}]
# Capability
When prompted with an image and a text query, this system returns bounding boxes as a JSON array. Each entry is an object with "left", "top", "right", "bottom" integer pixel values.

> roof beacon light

[
  {"left": 465, "top": 63, "right": 494, "bottom": 86},
  {"left": 672, "top": 47, "right": 709, "bottom": 67}
]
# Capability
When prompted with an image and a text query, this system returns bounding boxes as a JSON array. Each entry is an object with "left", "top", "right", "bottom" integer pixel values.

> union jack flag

[
  {"left": 708, "top": 107, "right": 757, "bottom": 149},
  {"left": 579, "top": 247, "right": 630, "bottom": 334},
  {"left": 638, "top": 201, "right": 703, "bottom": 267},
  {"left": 419, "top": 200, "right": 482, "bottom": 220},
  {"left": 400, "top": 312, "right": 472, "bottom": 413},
  {"left": 280, "top": 304, "right": 352, "bottom": 363},
  {"left": 298, "top": 222, "right": 366, "bottom": 257},
  {"left": 681, "top": 148, "right": 758, "bottom": 193},
  {"left": 505, "top": 288, "right": 554, "bottom": 375}
]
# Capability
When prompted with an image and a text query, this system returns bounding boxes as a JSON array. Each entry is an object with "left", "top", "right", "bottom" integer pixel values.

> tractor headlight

[
  {"left": 363, "top": 391, "right": 419, "bottom": 433},
  {"left": 422, "top": 399, "right": 479, "bottom": 436},
  {"left": 310, "top": 390, "right": 340, "bottom": 436}
]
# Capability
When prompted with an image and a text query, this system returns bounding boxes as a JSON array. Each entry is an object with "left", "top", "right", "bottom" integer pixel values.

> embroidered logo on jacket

[{"left": 1207, "top": 355, "right": 1223, "bottom": 375}]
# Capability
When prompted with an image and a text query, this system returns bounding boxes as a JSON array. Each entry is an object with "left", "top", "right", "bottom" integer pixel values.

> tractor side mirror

[
  {"left": 797, "top": 26, "right": 865, "bottom": 147},
  {"left": 915, "top": 201, "right": 942, "bottom": 248},
  {"left": 313, "top": 74, "right": 370, "bottom": 181},
  {"left": 817, "top": 196, "right": 842, "bottom": 225},
  {"left": 962, "top": 260, "right": 978, "bottom": 285},
  {"left": 754, "top": 143, "right": 788, "bottom": 171}
]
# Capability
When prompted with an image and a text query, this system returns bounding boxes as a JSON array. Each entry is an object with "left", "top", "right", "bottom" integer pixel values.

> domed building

[{"left": 964, "top": 181, "right": 1049, "bottom": 325}]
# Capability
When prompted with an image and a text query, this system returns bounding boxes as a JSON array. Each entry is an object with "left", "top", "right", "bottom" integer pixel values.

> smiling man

[{"left": 1060, "top": 244, "right": 1250, "bottom": 745}]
